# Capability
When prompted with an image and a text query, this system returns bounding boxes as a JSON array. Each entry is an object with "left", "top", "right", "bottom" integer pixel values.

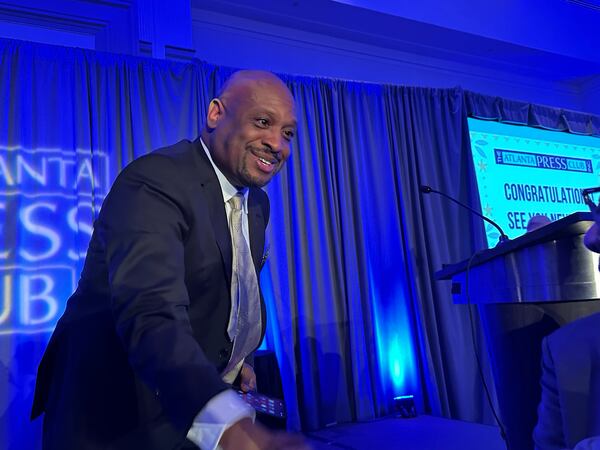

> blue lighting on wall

[{"left": 369, "top": 265, "right": 418, "bottom": 398}]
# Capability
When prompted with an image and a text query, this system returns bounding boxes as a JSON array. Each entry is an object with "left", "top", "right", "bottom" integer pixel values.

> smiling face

[{"left": 202, "top": 71, "right": 297, "bottom": 188}]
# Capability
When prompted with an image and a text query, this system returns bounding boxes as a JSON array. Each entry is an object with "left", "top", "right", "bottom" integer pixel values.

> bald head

[
  {"left": 202, "top": 70, "right": 297, "bottom": 188},
  {"left": 216, "top": 70, "right": 294, "bottom": 105}
]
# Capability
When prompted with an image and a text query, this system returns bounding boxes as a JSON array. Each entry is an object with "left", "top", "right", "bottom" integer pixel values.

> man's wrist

[
  {"left": 186, "top": 389, "right": 255, "bottom": 450},
  {"left": 219, "top": 417, "right": 273, "bottom": 450}
]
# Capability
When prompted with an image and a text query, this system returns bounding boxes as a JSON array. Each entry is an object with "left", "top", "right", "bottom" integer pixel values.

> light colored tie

[{"left": 223, "top": 193, "right": 262, "bottom": 376}]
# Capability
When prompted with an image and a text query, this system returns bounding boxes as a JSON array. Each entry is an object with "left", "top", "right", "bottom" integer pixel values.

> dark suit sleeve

[
  {"left": 97, "top": 154, "right": 228, "bottom": 431},
  {"left": 533, "top": 336, "right": 566, "bottom": 450}
]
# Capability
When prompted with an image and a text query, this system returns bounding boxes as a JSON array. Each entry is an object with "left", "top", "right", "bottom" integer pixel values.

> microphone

[{"left": 420, "top": 185, "right": 509, "bottom": 245}]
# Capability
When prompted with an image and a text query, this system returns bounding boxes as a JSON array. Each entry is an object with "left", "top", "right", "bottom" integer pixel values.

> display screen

[{"left": 468, "top": 118, "right": 600, "bottom": 247}]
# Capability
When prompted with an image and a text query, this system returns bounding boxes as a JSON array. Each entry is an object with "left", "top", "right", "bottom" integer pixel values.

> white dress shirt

[{"left": 186, "top": 139, "right": 256, "bottom": 449}]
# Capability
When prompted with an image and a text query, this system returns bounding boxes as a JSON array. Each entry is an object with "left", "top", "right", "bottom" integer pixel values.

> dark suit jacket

[
  {"left": 31, "top": 139, "right": 269, "bottom": 449},
  {"left": 533, "top": 312, "right": 600, "bottom": 450}
]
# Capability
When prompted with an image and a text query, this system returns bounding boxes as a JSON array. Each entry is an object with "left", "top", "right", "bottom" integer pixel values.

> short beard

[
  {"left": 239, "top": 165, "right": 270, "bottom": 188},
  {"left": 238, "top": 153, "right": 280, "bottom": 188}
]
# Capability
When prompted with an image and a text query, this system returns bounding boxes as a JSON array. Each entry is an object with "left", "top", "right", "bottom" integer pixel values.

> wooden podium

[{"left": 435, "top": 212, "right": 600, "bottom": 450}]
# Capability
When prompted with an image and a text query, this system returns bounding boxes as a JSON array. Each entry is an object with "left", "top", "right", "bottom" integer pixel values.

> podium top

[{"left": 435, "top": 212, "right": 593, "bottom": 281}]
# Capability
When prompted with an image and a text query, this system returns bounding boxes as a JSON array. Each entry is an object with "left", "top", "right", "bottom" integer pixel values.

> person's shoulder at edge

[
  {"left": 574, "top": 436, "right": 600, "bottom": 450},
  {"left": 584, "top": 223, "right": 600, "bottom": 253},
  {"left": 547, "top": 311, "right": 600, "bottom": 345}
]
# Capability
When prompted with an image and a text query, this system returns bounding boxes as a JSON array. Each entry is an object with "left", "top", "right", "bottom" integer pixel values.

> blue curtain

[
  {"left": 384, "top": 86, "right": 497, "bottom": 421},
  {"left": 263, "top": 78, "right": 421, "bottom": 429},
  {"left": 0, "top": 38, "right": 506, "bottom": 448},
  {"left": 465, "top": 91, "right": 600, "bottom": 135}
]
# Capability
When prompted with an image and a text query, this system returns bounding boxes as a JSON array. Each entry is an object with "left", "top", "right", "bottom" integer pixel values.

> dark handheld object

[
  {"left": 420, "top": 185, "right": 510, "bottom": 244},
  {"left": 237, "top": 390, "right": 287, "bottom": 419},
  {"left": 582, "top": 186, "right": 600, "bottom": 210}
]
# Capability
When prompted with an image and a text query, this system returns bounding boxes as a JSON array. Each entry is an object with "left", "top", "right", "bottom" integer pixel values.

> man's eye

[
  {"left": 256, "top": 118, "right": 269, "bottom": 127},
  {"left": 284, "top": 130, "right": 295, "bottom": 140}
]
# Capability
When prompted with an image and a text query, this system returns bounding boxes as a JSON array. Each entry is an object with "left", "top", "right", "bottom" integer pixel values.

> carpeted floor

[{"left": 304, "top": 415, "right": 506, "bottom": 450}]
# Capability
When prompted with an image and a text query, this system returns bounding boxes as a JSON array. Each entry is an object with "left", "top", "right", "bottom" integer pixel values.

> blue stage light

[
  {"left": 370, "top": 267, "right": 418, "bottom": 400},
  {"left": 393, "top": 394, "right": 417, "bottom": 418}
]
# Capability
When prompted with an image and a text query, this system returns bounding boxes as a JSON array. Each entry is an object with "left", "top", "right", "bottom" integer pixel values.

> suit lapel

[
  {"left": 192, "top": 139, "right": 266, "bottom": 285},
  {"left": 193, "top": 139, "right": 233, "bottom": 285},
  {"left": 248, "top": 189, "right": 265, "bottom": 271},
  {"left": 248, "top": 188, "right": 268, "bottom": 342}
]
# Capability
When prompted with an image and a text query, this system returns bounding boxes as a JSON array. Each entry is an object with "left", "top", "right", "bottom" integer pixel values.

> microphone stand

[{"left": 420, "top": 185, "right": 510, "bottom": 245}]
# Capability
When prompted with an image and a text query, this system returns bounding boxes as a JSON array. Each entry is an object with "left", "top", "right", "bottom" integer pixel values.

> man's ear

[{"left": 206, "top": 98, "right": 225, "bottom": 129}]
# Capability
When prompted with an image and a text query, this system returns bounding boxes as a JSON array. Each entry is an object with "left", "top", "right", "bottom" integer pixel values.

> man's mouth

[
  {"left": 253, "top": 152, "right": 279, "bottom": 174},
  {"left": 257, "top": 156, "right": 276, "bottom": 167}
]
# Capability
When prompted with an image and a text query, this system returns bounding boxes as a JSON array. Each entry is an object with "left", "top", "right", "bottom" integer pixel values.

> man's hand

[
  {"left": 584, "top": 223, "right": 600, "bottom": 253},
  {"left": 219, "top": 418, "right": 311, "bottom": 450},
  {"left": 584, "top": 194, "right": 600, "bottom": 253},
  {"left": 240, "top": 362, "right": 257, "bottom": 392}
]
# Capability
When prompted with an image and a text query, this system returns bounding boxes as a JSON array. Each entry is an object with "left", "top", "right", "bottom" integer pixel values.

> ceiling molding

[
  {"left": 191, "top": 0, "right": 600, "bottom": 83},
  {"left": 0, "top": 0, "right": 138, "bottom": 54},
  {"left": 0, "top": 2, "right": 106, "bottom": 32},
  {"left": 191, "top": 8, "right": 580, "bottom": 99},
  {"left": 568, "top": 0, "right": 600, "bottom": 12}
]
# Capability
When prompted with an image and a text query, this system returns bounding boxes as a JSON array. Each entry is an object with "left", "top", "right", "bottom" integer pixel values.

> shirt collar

[{"left": 200, "top": 138, "right": 248, "bottom": 213}]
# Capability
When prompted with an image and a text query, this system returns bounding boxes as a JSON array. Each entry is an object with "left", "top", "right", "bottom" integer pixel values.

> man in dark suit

[
  {"left": 533, "top": 312, "right": 600, "bottom": 450},
  {"left": 31, "top": 70, "right": 308, "bottom": 450},
  {"left": 533, "top": 201, "right": 600, "bottom": 450}
]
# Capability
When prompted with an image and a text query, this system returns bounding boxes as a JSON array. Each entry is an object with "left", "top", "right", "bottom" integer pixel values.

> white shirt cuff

[{"left": 186, "top": 389, "right": 255, "bottom": 450}]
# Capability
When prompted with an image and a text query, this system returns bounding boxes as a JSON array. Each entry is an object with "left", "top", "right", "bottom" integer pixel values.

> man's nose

[{"left": 262, "top": 129, "right": 285, "bottom": 153}]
